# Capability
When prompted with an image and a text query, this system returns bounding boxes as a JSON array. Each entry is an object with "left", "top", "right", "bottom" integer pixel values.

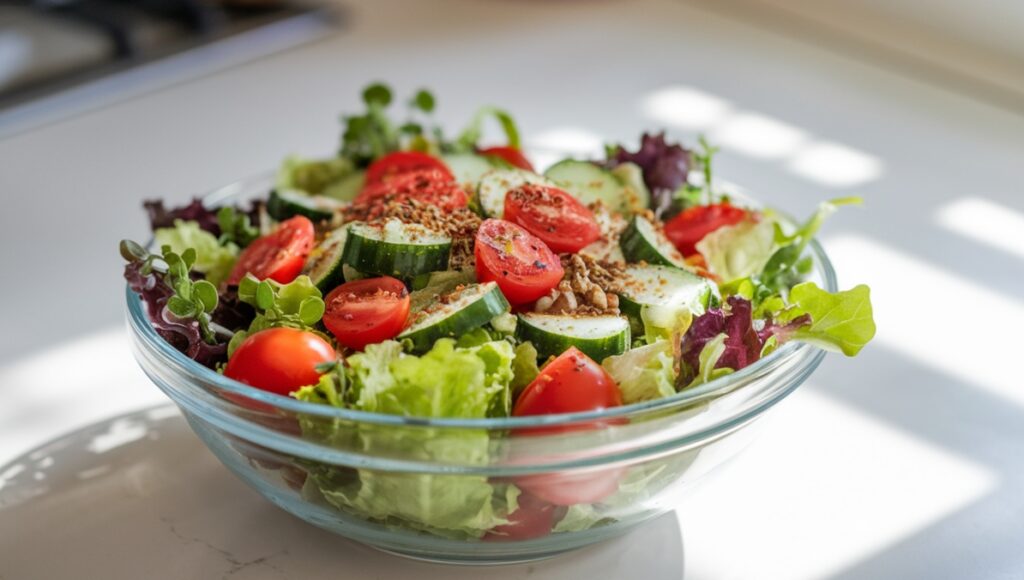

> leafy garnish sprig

[
  {"left": 217, "top": 206, "right": 259, "bottom": 248},
  {"left": 674, "top": 135, "right": 722, "bottom": 210},
  {"left": 228, "top": 274, "right": 328, "bottom": 356},
  {"left": 120, "top": 240, "right": 220, "bottom": 344},
  {"left": 339, "top": 82, "right": 522, "bottom": 165}
]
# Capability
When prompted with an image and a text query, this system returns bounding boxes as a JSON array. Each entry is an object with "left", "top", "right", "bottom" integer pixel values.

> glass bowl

[{"left": 126, "top": 173, "right": 834, "bottom": 564}]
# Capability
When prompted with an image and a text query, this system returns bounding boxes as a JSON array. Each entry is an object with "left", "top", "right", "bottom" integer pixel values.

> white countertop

[{"left": 2, "top": 0, "right": 1023, "bottom": 578}]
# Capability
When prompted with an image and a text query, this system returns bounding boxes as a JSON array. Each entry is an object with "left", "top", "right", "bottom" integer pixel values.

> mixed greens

[{"left": 121, "top": 83, "right": 875, "bottom": 540}]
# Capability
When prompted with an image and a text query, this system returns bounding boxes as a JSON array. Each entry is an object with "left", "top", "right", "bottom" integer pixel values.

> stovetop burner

[{"left": 0, "top": 1, "right": 337, "bottom": 114}]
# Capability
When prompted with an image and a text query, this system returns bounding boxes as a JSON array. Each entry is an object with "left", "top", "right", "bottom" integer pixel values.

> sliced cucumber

[
  {"left": 544, "top": 160, "right": 630, "bottom": 210},
  {"left": 610, "top": 162, "right": 651, "bottom": 213},
  {"left": 617, "top": 264, "right": 712, "bottom": 332},
  {"left": 516, "top": 313, "right": 630, "bottom": 362},
  {"left": 442, "top": 153, "right": 508, "bottom": 187},
  {"left": 477, "top": 168, "right": 557, "bottom": 218},
  {"left": 619, "top": 215, "right": 688, "bottom": 268},
  {"left": 303, "top": 227, "right": 348, "bottom": 292},
  {"left": 579, "top": 203, "right": 627, "bottom": 264},
  {"left": 342, "top": 219, "right": 451, "bottom": 280},
  {"left": 321, "top": 170, "right": 365, "bottom": 202},
  {"left": 267, "top": 189, "right": 343, "bottom": 222},
  {"left": 399, "top": 282, "right": 511, "bottom": 352}
]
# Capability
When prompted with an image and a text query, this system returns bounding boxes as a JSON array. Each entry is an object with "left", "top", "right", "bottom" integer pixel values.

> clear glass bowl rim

[{"left": 125, "top": 172, "right": 837, "bottom": 431}]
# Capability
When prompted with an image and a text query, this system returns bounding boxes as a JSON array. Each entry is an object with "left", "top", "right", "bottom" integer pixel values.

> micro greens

[
  {"left": 228, "top": 274, "right": 328, "bottom": 356},
  {"left": 119, "top": 240, "right": 220, "bottom": 344},
  {"left": 217, "top": 206, "right": 259, "bottom": 248}
]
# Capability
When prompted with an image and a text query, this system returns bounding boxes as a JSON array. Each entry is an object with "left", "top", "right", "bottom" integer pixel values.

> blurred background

[{"left": 1, "top": 1, "right": 1022, "bottom": 578}]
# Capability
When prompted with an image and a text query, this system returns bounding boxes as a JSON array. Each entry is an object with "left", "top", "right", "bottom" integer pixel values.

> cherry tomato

[
  {"left": 224, "top": 327, "right": 335, "bottom": 396},
  {"left": 478, "top": 146, "right": 535, "bottom": 172},
  {"left": 355, "top": 168, "right": 467, "bottom": 211},
  {"left": 512, "top": 347, "right": 625, "bottom": 505},
  {"left": 227, "top": 216, "right": 314, "bottom": 285},
  {"left": 663, "top": 203, "right": 749, "bottom": 256},
  {"left": 503, "top": 184, "right": 601, "bottom": 253},
  {"left": 513, "top": 347, "right": 623, "bottom": 417},
  {"left": 484, "top": 492, "right": 560, "bottom": 541},
  {"left": 364, "top": 151, "right": 453, "bottom": 187},
  {"left": 474, "top": 219, "right": 564, "bottom": 305},
  {"left": 323, "top": 276, "right": 411, "bottom": 351}
]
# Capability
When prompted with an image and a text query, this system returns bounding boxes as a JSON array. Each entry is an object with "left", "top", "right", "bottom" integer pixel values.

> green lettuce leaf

[
  {"left": 277, "top": 155, "right": 355, "bottom": 195},
  {"left": 297, "top": 339, "right": 519, "bottom": 538},
  {"left": 696, "top": 218, "right": 776, "bottom": 282},
  {"left": 510, "top": 341, "right": 541, "bottom": 396},
  {"left": 639, "top": 303, "right": 694, "bottom": 344},
  {"left": 153, "top": 219, "right": 238, "bottom": 286},
  {"left": 348, "top": 339, "right": 512, "bottom": 417},
  {"left": 601, "top": 340, "right": 677, "bottom": 403},
  {"left": 784, "top": 283, "right": 876, "bottom": 356}
]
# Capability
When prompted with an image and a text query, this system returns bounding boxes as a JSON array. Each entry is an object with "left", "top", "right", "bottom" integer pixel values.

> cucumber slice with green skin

[
  {"left": 442, "top": 153, "right": 510, "bottom": 187},
  {"left": 342, "top": 220, "right": 452, "bottom": 280},
  {"left": 267, "top": 189, "right": 343, "bottom": 222},
  {"left": 579, "top": 203, "right": 628, "bottom": 264},
  {"left": 619, "top": 215, "right": 689, "bottom": 268},
  {"left": 304, "top": 227, "right": 348, "bottom": 292},
  {"left": 516, "top": 313, "right": 630, "bottom": 363},
  {"left": 477, "top": 168, "right": 557, "bottom": 218},
  {"left": 544, "top": 160, "right": 631, "bottom": 211},
  {"left": 399, "top": 282, "right": 511, "bottom": 352},
  {"left": 321, "top": 170, "right": 365, "bottom": 202},
  {"left": 617, "top": 264, "right": 712, "bottom": 331}
]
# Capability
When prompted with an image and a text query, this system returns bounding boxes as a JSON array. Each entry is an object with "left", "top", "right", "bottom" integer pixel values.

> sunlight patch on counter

[
  {"left": 936, "top": 197, "right": 1024, "bottom": 260},
  {"left": 638, "top": 85, "right": 884, "bottom": 189},
  {"left": 822, "top": 234, "right": 1024, "bottom": 409},
  {"left": 786, "top": 142, "right": 883, "bottom": 188},
  {"left": 711, "top": 112, "right": 809, "bottom": 159},
  {"left": 640, "top": 86, "right": 733, "bottom": 130},
  {"left": 679, "top": 388, "right": 998, "bottom": 580}
]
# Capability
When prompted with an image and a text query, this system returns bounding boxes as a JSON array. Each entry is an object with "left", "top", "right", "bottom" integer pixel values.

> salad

[{"left": 121, "top": 83, "right": 876, "bottom": 540}]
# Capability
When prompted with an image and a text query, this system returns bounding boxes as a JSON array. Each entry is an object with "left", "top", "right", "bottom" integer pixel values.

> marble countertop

[{"left": 2, "top": 0, "right": 1023, "bottom": 578}]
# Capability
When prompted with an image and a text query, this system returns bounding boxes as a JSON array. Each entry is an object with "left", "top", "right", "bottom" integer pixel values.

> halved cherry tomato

[
  {"left": 484, "top": 492, "right": 561, "bottom": 541},
  {"left": 479, "top": 146, "right": 535, "bottom": 172},
  {"left": 224, "top": 327, "right": 335, "bottom": 396},
  {"left": 504, "top": 184, "right": 601, "bottom": 253},
  {"left": 363, "top": 151, "right": 453, "bottom": 187},
  {"left": 663, "top": 203, "right": 749, "bottom": 256},
  {"left": 355, "top": 168, "right": 467, "bottom": 211},
  {"left": 227, "top": 216, "right": 314, "bottom": 285},
  {"left": 512, "top": 347, "right": 625, "bottom": 505},
  {"left": 474, "top": 219, "right": 563, "bottom": 305},
  {"left": 322, "top": 276, "right": 411, "bottom": 351}
]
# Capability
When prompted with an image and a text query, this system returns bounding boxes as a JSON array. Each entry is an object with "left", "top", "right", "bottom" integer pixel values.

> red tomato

[
  {"left": 323, "top": 276, "right": 411, "bottom": 350},
  {"left": 663, "top": 203, "right": 749, "bottom": 256},
  {"left": 504, "top": 184, "right": 601, "bottom": 253},
  {"left": 364, "top": 151, "right": 453, "bottom": 186},
  {"left": 515, "top": 469, "right": 625, "bottom": 507},
  {"left": 355, "top": 169, "right": 467, "bottom": 212},
  {"left": 513, "top": 347, "right": 623, "bottom": 417},
  {"left": 479, "top": 146, "right": 535, "bottom": 172},
  {"left": 474, "top": 219, "right": 564, "bottom": 305},
  {"left": 227, "top": 216, "right": 314, "bottom": 285},
  {"left": 512, "top": 348, "right": 625, "bottom": 505},
  {"left": 224, "top": 327, "right": 335, "bottom": 396},
  {"left": 484, "top": 492, "right": 560, "bottom": 541}
]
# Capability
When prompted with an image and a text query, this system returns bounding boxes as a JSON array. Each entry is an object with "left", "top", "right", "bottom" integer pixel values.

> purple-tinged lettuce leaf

[
  {"left": 678, "top": 296, "right": 763, "bottom": 385},
  {"left": 145, "top": 198, "right": 221, "bottom": 237},
  {"left": 124, "top": 258, "right": 227, "bottom": 368},
  {"left": 608, "top": 133, "right": 692, "bottom": 217}
]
